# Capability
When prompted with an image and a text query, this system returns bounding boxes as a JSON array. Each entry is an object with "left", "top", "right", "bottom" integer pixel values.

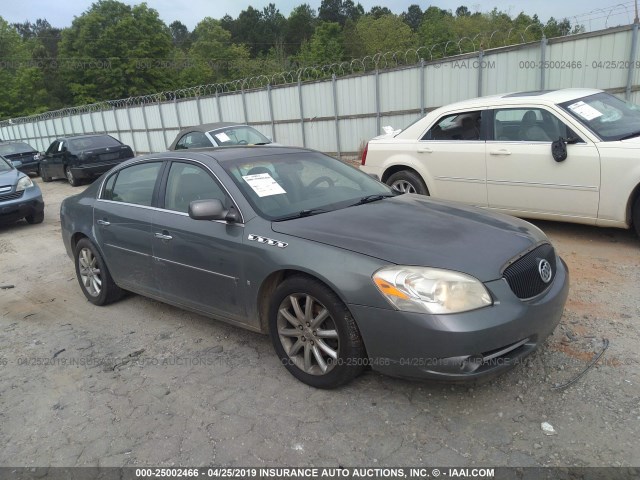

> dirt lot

[{"left": 1, "top": 179, "right": 639, "bottom": 468}]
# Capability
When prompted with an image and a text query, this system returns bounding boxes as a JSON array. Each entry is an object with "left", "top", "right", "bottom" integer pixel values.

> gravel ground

[{"left": 0, "top": 178, "right": 638, "bottom": 468}]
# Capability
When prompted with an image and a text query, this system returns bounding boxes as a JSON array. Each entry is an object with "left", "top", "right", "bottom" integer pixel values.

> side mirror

[
  {"left": 11, "top": 160, "right": 23, "bottom": 169},
  {"left": 188, "top": 199, "right": 236, "bottom": 222},
  {"left": 551, "top": 138, "right": 568, "bottom": 162}
]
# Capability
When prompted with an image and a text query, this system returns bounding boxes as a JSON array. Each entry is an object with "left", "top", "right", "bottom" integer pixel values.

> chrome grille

[
  {"left": 0, "top": 190, "right": 23, "bottom": 202},
  {"left": 502, "top": 243, "right": 556, "bottom": 299}
]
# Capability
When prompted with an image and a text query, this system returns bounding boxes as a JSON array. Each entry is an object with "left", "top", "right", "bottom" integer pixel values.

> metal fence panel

[{"left": 2, "top": 26, "right": 639, "bottom": 156}]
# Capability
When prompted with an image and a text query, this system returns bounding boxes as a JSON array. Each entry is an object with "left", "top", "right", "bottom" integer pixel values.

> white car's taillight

[{"left": 361, "top": 142, "right": 368, "bottom": 165}]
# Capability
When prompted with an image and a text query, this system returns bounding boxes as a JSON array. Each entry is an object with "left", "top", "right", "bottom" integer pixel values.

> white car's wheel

[{"left": 387, "top": 170, "right": 429, "bottom": 195}]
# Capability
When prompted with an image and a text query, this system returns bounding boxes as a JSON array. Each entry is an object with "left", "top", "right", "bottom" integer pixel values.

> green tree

[
  {"left": 58, "top": 1, "right": 176, "bottom": 103},
  {"left": 368, "top": 6, "right": 392, "bottom": 19},
  {"left": 285, "top": 4, "right": 316, "bottom": 55},
  {"left": 355, "top": 14, "right": 417, "bottom": 55},
  {"left": 295, "top": 21, "right": 344, "bottom": 65},
  {"left": 401, "top": 5, "right": 423, "bottom": 31},
  {"left": 169, "top": 20, "right": 192, "bottom": 50},
  {"left": 180, "top": 17, "right": 250, "bottom": 85}
]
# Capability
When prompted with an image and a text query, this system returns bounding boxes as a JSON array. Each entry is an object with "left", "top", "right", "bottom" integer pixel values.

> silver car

[{"left": 60, "top": 147, "right": 568, "bottom": 388}]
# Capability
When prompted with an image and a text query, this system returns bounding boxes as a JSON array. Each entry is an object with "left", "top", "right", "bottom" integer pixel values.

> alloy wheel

[{"left": 78, "top": 247, "right": 102, "bottom": 297}]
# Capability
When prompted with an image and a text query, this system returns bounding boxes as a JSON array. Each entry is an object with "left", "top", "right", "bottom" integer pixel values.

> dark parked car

[
  {"left": 60, "top": 147, "right": 568, "bottom": 388},
  {"left": 168, "top": 122, "right": 273, "bottom": 150},
  {"left": 0, "top": 142, "right": 40, "bottom": 176},
  {"left": 40, "top": 134, "right": 134, "bottom": 186},
  {"left": 0, "top": 155, "right": 44, "bottom": 225}
]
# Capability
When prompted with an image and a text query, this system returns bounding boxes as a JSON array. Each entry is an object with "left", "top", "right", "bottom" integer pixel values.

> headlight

[
  {"left": 16, "top": 176, "right": 34, "bottom": 192},
  {"left": 373, "top": 266, "right": 492, "bottom": 314}
]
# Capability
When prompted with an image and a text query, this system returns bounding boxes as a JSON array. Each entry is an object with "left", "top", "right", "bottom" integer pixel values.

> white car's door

[
  {"left": 486, "top": 106, "right": 600, "bottom": 222},
  {"left": 416, "top": 109, "right": 488, "bottom": 206}
]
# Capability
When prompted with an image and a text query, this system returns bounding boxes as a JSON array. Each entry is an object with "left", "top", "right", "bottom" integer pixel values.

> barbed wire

[{"left": 0, "top": 22, "right": 624, "bottom": 128}]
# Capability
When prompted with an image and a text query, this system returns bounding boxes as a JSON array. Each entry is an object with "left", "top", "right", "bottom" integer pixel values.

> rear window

[
  {"left": 0, "top": 142, "right": 36, "bottom": 155},
  {"left": 68, "top": 136, "right": 122, "bottom": 151}
]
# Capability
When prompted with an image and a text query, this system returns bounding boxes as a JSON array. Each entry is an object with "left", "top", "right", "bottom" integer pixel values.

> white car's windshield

[
  {"left": 559, "top": 92, "right": 640, "bottom": 141},
  {"left": 223, "top": 151, "right": 394, "bottom": 220}
]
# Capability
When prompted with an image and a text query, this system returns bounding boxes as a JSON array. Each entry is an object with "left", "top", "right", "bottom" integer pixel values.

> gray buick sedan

[{"left": 60, "top": 147, "right": 569, "bottom": 388}]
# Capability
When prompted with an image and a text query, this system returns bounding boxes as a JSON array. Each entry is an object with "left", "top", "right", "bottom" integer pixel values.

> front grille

[
  {"left": 0, "top": 190, "right": 23, "bottom": 202},
  {"left": 502, "top": 243, "right": 556, "bottom": 299}
]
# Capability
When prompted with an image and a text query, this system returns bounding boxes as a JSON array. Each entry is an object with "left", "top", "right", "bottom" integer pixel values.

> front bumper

[
  {"left": 16, "top": 160, "right": 40, "bottom": 174},
  {"left": 350, "top": 257, "right": 569, "bottom": 381},
  {"left": 0, "top": 185, "right": 44, "bottom": 223}
]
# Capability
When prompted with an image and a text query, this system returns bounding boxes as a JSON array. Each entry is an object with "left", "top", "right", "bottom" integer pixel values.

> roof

[
  {"left": 174, "top": 122, "right": 246, "bottom": 135},
  {"left": 136, "top": 146, "right": 313, "bottom": 165},
  {"left": 440, "top": 88, "right": 604, "bottom": 111},
  {"left": 56, "top": 134, "right": 114, "bottom": 141}
]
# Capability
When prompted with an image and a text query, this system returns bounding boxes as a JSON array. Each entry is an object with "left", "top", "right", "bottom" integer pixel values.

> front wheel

[
  {"left": 386, "top": 170, "right": 429, "bottom": 195},
  {"left": 269, "top": 276, "right": 366, "bottom": 388},
  {"left": 74, "top": 238, "right": 123, "bottom": 305},
  {"left": 66, "top": 167, "right": 79, "bottom": 187}
]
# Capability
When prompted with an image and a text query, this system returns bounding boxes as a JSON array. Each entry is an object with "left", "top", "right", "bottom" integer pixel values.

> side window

[
  {"left": 422, "top": 111, "right": 483, "bottom": 141},
  {"left": 58, "top": 141, "right": 66, "bottom": 152},
  {"left": 176, "top": 132, "right": 212, "bottom": 149},
  {"left": 46, "top": 141, "right": 59, "bottom": 155},
  {"left": 105, "top": 162, "right": 162, "bottom": 206},
  {"left": 164, "top": 162, "right": 228, "bottom": 213},
  {"left": 493, "top": 108, "right": 578, "bottom": 142}
]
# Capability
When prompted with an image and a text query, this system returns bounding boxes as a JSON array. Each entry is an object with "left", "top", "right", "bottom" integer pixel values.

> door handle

[
  {"left": 490, "top": 149, "right": 511, "bottom": 156},
  {"left": 97, "top": 219, "right": 110, "bottom": 226},
  {"left": 155, "top": 232, "right": 173, "bottom": 241},
  {"left": 417, "top": 146, "right": 433, "bottom": 153}
]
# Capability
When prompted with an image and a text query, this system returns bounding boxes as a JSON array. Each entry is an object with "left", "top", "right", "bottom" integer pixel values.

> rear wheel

[
  {"left": 74, "top": 238, "right": 123, "bottom": 305},
  {"left": 633, "top": 195, "right": 640, "bottom": 238},
  {"left": 66, "top": 166, "right": 79, "bottom": 186},
  {"left": 269, "top": 275, "right": 366, "bottom": 388},
  {"left": 386, "top": 170, "right": 429, "bottom": 195}
]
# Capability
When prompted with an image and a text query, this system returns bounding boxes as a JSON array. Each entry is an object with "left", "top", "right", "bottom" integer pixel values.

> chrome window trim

[{"left": 97, "top": 156, "right": 246, "bottom": 224}]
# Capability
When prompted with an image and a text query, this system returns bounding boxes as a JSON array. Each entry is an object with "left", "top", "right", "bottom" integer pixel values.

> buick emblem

[{"left": 538, "top": 259, "right": 552, "bottom": 284}]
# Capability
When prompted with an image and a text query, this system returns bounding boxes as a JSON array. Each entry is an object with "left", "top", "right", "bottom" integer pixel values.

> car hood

[
  {"left": 271, "top": 195, "right": 548, "bottom": 282},
  {"left": 0, "top": 168, "right": 21, "bottom": 187}
]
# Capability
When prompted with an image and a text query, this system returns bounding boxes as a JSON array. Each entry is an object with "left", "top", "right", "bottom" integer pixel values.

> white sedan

[{"left": 360, "top": 88, "right": 640, "bottom": 237}]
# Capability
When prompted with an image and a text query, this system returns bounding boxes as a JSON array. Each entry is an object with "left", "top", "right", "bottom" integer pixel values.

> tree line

[{"left": 0, "top": 0, "right": 582, "bottom": 119}]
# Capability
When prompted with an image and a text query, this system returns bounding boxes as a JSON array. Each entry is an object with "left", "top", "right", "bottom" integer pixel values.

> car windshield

[
  {"left": 0, "top": 142, "right": 35, "bottom": 155},
  {"left": 68, "top": 135, "right": 121, "bottom": 151},
  {"left": 222, "top": 151, "right": 394, "bottom": 220},
  {"left": 559, "top": 92, "right": 640, "bottom": 141},
  {"left": 0, "top": 156, "right": 13, "bottom": 172},
  {"left": 209, "top": 126, "right": 271, "bottom": 146}
]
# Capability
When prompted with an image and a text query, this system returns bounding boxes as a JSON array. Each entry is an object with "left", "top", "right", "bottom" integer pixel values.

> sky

[{"left": 1, "top": 0, "right": 636, "bottom": 31}]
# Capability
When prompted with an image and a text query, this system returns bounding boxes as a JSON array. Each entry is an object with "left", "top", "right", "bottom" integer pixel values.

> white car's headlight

[
  {"left": 16, "top": 176, "right": 34, "bottom": 192},
  {"left": 373, "top": 266, "right": 492, "bottom": 314}
]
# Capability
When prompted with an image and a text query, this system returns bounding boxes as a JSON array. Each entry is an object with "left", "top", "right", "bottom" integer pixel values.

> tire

[
  {"left": 66, "top": 166, "right": 79, "bottom": 186},
  {"left": 268, "top": 275, "right": 366, "bottom": 389},
  {"left": 633, "top": 195, "right": 640, "bottom": 238},
  {"left": 74, "top": 238, "right": 123, "bottom": 306},
  {"left": 386, "top": 170, "right": 429, "bottom": 195},
  {"left": 25, "top": 211, "right": 44, "bottom": 224},
  {"left": 40, "top": 166, "right": 52, "bottom": 182}
]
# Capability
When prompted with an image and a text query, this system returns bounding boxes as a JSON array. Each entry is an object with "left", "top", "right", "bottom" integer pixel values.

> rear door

[
  {"left": 486, "top": 106, "right": 601, "bottom": 221},
  {"left": 151, "top": 160, "right": 245, "bottom": 318},
  {"left": 94, "top": 161, "right": 164, "bottom": 293},
  {"left": 416, "top": 109, "right": 488, "bottom": 206}
]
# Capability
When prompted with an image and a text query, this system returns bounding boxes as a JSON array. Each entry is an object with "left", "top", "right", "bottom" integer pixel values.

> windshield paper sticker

[
  {"left": 214, "top": 132, "right": 231, "bottom": 142},
  {"left": 567, "top": 101, "right": 603, "bottom": 121},
  {"left": 242, "top": 173, "right": 286, "bottom": 197}
]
